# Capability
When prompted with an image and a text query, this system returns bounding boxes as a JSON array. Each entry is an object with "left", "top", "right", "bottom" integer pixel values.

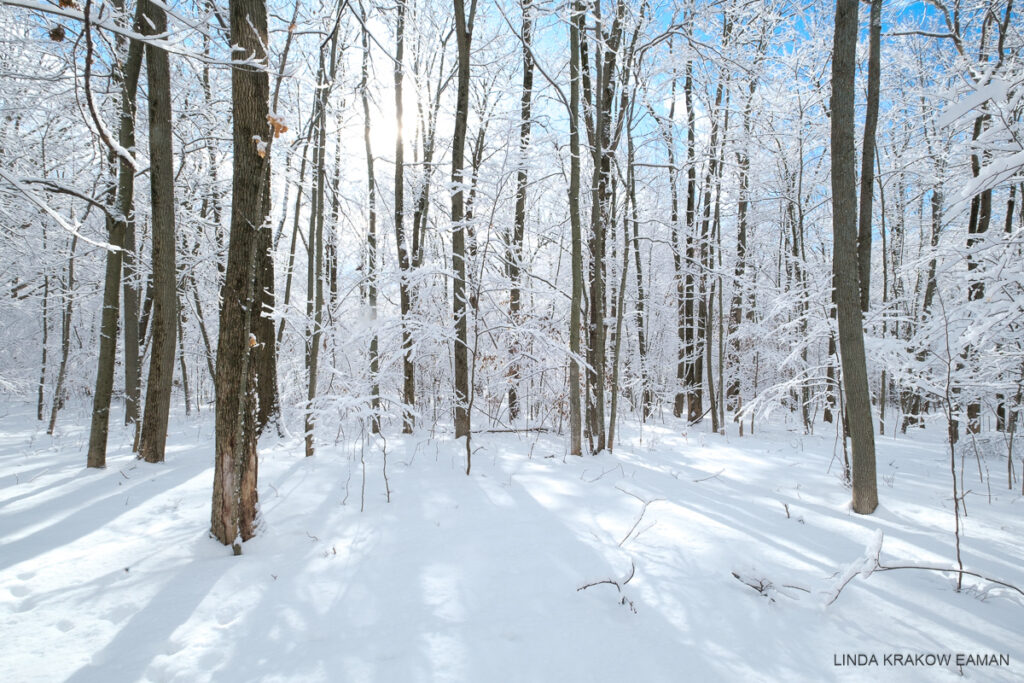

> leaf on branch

[{"left": 267, "top": 114, "right": 289, "bottom": 138}]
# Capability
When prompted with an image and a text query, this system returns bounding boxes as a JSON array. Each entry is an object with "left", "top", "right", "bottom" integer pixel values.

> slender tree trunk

[
  {"left": 508, "top": 0, "right": 534, "bottom": 423},
  {"left": 137, "top": 0, "right": 178, "bottom": 464},
  {"left": 680, "top": 59, "right": 699, "bottom": 422},
  {"left": 359, "top": 1, "right": 381, "bottom": 433},
  {"left": 964, "top": 113, "right": 993, "bottom": 436},
  {"left": 304, "top": 38, "right": 335, "bottom": 458},
  {"left": 277, "top": 124, "right": 313, "bottom": 345},
  {"left": 568, "top": 0, "right": 584, "bottom": 455},
  {"left": 88, "top": 28, "right": 143, "bottom": 467},
  {"left": 996, "top": 184, "right": 1017, "bottom": 431},
  {"left": 212, "top": 0, "right": 269, "bottom": 548},
  {"left": 37, "top": 237, "right": 49, "bottom": 423},
  {"left": 47, "top": 235, "right": 77, "bottom": 435},
  {"left": 728, "top": 78, "right": 756, "bottom": 416},
  {"left": 177, "top": 303, "right": 192, "bottom": 417},
  {"left": 832, "top": 0, "right": 878, "bottom": 514},
  {"left": 394, "top": 0, "right": 415, "bottom": 433},
  {"left": 608, "top": 178, "right": 630, "bottom": 448},
  {"left": 452, "top": 0, "right": 474, "bottom": 440},
  {"left": 857, "top": 0, "right": 882, "bottom": 312},
  {"left": 627, "top": 128, "right": 651, "bottom": 418}
]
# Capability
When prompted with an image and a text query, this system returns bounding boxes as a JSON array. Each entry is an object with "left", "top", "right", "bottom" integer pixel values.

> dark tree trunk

[
  {"left": 88, "top": 25, "right": 143, "bottom": 468},
  {"left": 47, "top": 236, "right": 76, "bottom": 435},
  {"left": 394, "top": 0, "right": 415, "bottom": 433},
  {"left": 857, "top": 0, "right": 882, "bottom": 312},
  {"left": 212, "top": 0, "right": 269, "bottom": 547},
  {"left": 360, "top": 0, "right": 381, "bottom": 433},
  {"left": 452, "top": 0, "right": 475, "bottom": 441},
  {"left": 567, "top": 0, "right": 584, "bottom": 456},
  {"left": 508, "top": 0, "right": 534, "bottom": 423},
  {"left": 832, "top": 0, "right": 878, "bottom": 514},
  {"left": 252, "top": 207, "right": 279, "bottom": 434},
  {"left": 137, "top": 0, "right": 178, "bottom": 464}
]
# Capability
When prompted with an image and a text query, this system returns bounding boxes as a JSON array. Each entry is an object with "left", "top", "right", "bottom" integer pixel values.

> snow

[{"left": 1, "top": 402, "right": 1022, "bottom": 682}]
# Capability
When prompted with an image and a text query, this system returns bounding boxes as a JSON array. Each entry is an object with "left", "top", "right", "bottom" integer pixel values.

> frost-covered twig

[{"left": 824, "top": 529, "right": 884, "bottom": 606}]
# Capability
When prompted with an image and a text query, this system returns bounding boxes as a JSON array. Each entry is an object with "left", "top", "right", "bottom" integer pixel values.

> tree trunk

[
  {"left": 394, "top": 0, "right": 415, "bottom": 433},
  {"left": 212, "top": 0, "right": 269, "bottom": 547},
  {"left": 857, "top": 0, "right": 882, "bottom": 312},
  {"left": 832, "top": 0, "right": 878, "bottom": 514},
  {"left": 360, "top": 0, "right": 381, "bottom": 433},
  {"left": 568, "top": 0, "right": 584, "bottom": 455},
  {"left": 508, "top": 0, "right": 534, "bottom": 423},
  {"left": 627, "top": 128, "right": 651, "bottom": 418},
  {"left": 304, "top": 38, "right": 335, "bottom": 458},
  {"left": 87, "top": 27, "right": 143, "bottom": 467},
  {"left": 252, "top": 200, "right": 279, "bottom": 435},
  {"left": 452, "top": 0, "right": 474, "bottom": 440},
  {"left": 47, "top": 235, "right": 76, "bottom": 435},
  {"left": 137, "top": 0, "right": 178, "bottom": 465}
]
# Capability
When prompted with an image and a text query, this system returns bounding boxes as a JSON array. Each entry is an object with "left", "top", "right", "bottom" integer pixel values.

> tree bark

[
  {"left": 137, "top": 0, "right": 178, "bottom": 464},
  {"left": 87, "top": 23, "right": 143, "bottom": 467},
  {"left": 394, "top": 0, "right": 416, "bottom": 433},
  {"left": 568, "top": 0, "right": 584, "bottom": 455},
  {"left": 212, "top": 0, "right": 269, "bottom": 547},
  {"left": 360, "top": 0, "right": 381, "bottom": 433},
  {"left": 857, "top": 0, "right": 882, "bottom": 312},
  {"left": 47, "top": 235, "right": 76, "bottom": 435},
  {"left": 507, "top": 0, "right": 534, "bottom": 423},
  {"left": 832, "top": 0, "right": 878, "bottom": 514},
  {"left": 452, "top": 0, "right": 475, "bottom": 440}
]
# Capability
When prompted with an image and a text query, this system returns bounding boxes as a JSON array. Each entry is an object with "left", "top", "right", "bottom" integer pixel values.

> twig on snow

[
  {"left": 578, "top": 560, "right": 636, "bottom": 593},
  {"left": 615, "top": 486, "right": 664, "bottom": 547},
  {"left": 693, "top": 468, "right": 725, "bottom": 483}
]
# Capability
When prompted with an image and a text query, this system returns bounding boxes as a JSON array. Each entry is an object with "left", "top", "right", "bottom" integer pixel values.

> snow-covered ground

[{"left": 1, "top": 401, "right": 1021, "bottom": 682}]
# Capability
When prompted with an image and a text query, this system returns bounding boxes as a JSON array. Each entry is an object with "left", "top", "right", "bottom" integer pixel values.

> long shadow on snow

[
  {"left": 0, "top": 462, "right": 200, "bottom": 572},
  {"left": 208, "top": 451, "right": 702, "bottom": 682},
  {"left": 64, "top": 537, "right": 231, "bottom": 683}
]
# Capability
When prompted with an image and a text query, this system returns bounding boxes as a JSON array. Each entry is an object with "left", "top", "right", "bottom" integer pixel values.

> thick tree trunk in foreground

[
  {"left": 137, "top": 0, "right": 178, "bottom": 464},
  {"left": 212, "top": 0, "right": 268, "bottom": 547},
  {"left": 832, "top": 0, "right": 878, "bottom": 514}
]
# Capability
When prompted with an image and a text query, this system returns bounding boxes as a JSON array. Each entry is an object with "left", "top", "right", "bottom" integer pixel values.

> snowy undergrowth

[{"left": 1, "top": 401, "right": 1022, "bottom": 682}]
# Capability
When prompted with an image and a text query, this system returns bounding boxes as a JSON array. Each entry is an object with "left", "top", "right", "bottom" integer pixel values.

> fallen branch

[
  {"left": 874, "top": 563, "right": 1024, "bottom": 598},
  {"left": 693, "top": 468, "right": 725, "bottom": 483},
  {"left": 578, "top": 560, "right": 635, "bottom": 593},
  {"left": 615, "top": 486, "right": 664, "bottom": 547},
  {"left": 825, "top": 531, "right": 1024, "bottom": 605}
]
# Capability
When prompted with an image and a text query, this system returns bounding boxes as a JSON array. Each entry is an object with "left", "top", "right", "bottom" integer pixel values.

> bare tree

[
  {"left": 831, "top": 0, "right": 878, "bottom": 514},
  {"left": 212, "top": 0, "right": 271, "bottom": 547},
  {"left": 136, "top": 0, "right": 178, "bottom": 464},
  {"left": 452, "top": 0, "right": 476, "bottom": 440}
]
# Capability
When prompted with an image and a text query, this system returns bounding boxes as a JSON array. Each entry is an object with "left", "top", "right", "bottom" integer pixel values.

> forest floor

[{"left": 1, "top": 400, "right": 1022, "bottom": 682}]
